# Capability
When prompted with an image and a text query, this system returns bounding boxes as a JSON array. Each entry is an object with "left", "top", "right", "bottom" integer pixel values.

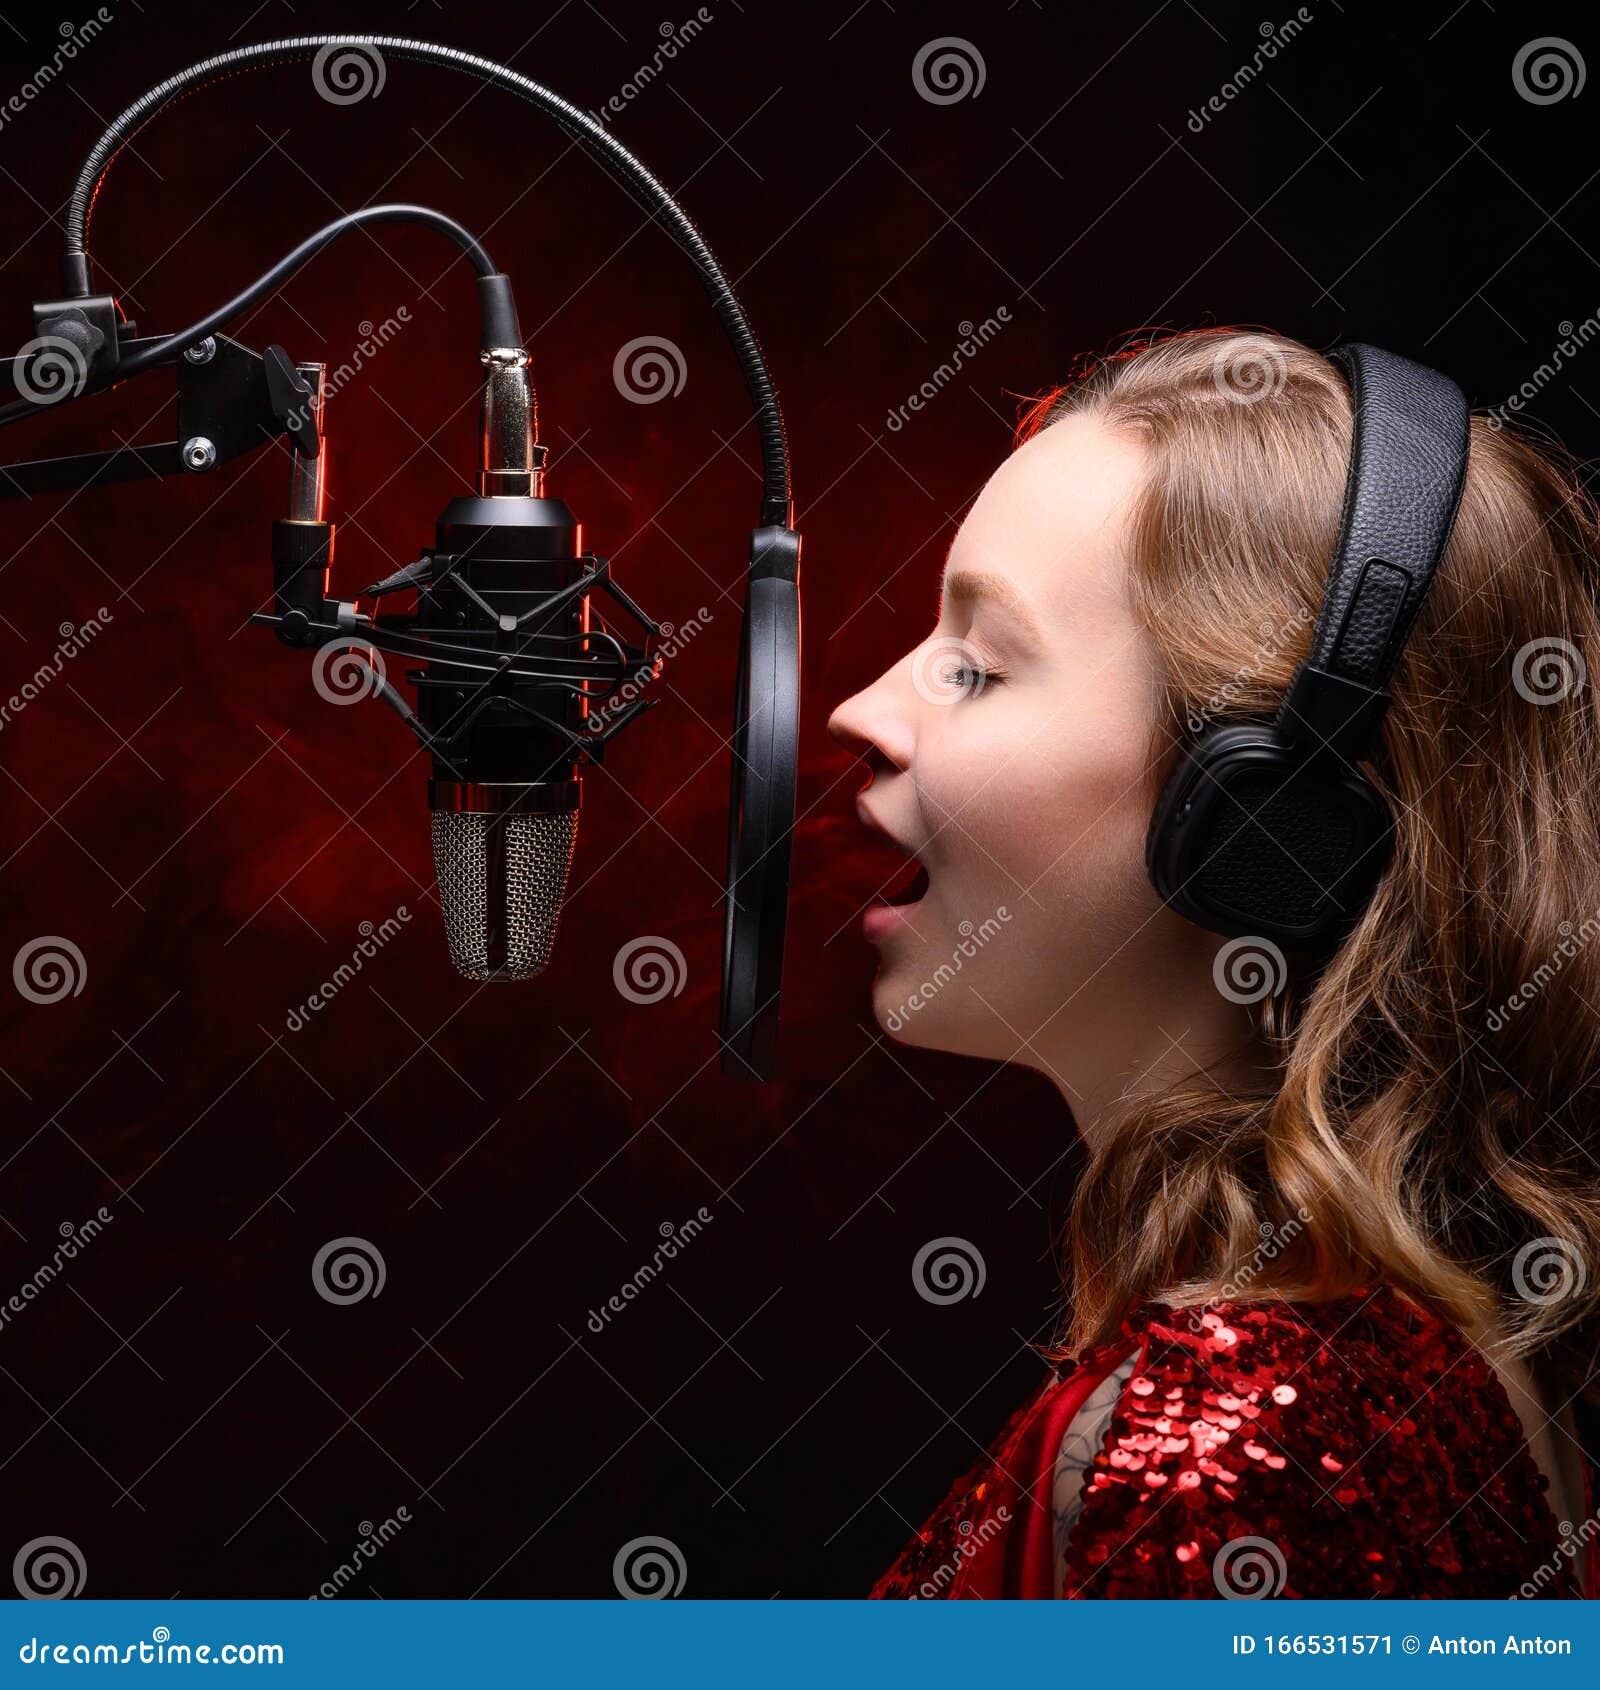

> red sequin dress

[{"left": 871, "top": 1283, "right": 1595, "bottom": 1599}]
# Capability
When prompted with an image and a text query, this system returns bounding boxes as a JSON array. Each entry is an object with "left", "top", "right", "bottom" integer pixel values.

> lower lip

[{"left": 863, "top": 898, "right": 922, "bottom": 943}]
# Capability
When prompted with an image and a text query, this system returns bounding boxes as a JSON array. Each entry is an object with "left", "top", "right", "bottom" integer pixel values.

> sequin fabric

[{"left": 870, "top": 1283, "right": 1586, "bottom": 1599}]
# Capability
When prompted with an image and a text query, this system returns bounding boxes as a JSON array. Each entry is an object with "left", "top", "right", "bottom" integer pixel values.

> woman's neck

[{"left": 1054, "top": 1010, "right": 1283, "bottom": 1150}]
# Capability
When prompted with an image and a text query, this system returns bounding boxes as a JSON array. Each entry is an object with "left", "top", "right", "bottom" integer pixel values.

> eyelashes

[
  {"left": 921, "top": 625, "right": 1008, "bottom": 698},
  {"left": 948, "top": 660, "right": 1006, "bottom": 694}
]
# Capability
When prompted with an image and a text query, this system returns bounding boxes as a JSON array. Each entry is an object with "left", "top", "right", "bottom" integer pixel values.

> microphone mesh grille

[{"left": 429, "top": 808, "right": 578, "bottom": 982}]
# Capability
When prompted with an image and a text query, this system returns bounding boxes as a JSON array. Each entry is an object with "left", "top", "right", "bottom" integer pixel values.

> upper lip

[{"left": 855, "top": 794, "right": 922, "bottom": 860}]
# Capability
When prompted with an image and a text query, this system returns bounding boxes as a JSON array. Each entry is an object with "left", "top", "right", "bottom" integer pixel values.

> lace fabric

[{"left": 1052, "top": 1347, "right": 1140, "bottom": 1596}]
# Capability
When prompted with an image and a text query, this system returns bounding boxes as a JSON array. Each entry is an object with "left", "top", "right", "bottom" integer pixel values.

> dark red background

[{"left": 1, "top": 0, "right": 1596, "bottom": 1596}]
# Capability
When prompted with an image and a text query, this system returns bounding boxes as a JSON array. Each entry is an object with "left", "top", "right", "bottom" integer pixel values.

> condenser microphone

[{"left": 418, "top": 346, "right": 586, "bottom": 982}]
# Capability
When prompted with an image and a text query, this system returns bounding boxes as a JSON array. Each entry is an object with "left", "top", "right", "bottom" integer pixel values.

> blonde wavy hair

[{"left": 1026, "top": 328, "right": 1600, "bottom": 1401}]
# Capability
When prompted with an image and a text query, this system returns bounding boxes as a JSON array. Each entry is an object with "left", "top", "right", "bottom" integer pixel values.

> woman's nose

[
  {"left": 826, "top": 691, "right": 868, "bottom": 754},
  {"left": 828, "top": 664, "right": 913, "bottom": 771}
]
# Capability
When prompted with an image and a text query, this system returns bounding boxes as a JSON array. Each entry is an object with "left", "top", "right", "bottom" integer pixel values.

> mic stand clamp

[{"left": 0, "top": 332, "right": 309, "bottom": 498}]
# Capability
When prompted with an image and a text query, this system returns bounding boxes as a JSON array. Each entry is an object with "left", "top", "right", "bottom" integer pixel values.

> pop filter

[{"left": 720, "top": 527, "right": 801, "bottom": 1082}]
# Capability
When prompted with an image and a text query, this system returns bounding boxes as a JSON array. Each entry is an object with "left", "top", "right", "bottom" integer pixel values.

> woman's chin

[
  {"left": 869, "top": 950, "right": 1036, "bottom": 1064},
  {"left": 869, "top": 957, "right": 958, "bottom": 1050}
]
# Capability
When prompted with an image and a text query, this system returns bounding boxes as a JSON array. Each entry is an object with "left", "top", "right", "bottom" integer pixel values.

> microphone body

[{"left": 419, "top": 349, "right": 587, "bottom": 981}]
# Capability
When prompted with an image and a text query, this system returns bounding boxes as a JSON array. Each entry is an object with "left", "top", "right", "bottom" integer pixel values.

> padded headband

[{"left": 1273, "top": 343, "right": 1470, "bottom": 763}]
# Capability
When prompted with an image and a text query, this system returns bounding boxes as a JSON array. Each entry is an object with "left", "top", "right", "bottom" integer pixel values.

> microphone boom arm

[{"left": 0, "top": 334, "right": 314, "bottom": 497}]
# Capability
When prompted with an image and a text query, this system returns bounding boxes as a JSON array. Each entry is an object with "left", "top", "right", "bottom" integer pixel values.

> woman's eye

[
  {"left": 949, "top": 662, "right": 1003, "bottom": 694},
  {"left": 913, "top": 639, "right": 1006, "bottom": 702}
]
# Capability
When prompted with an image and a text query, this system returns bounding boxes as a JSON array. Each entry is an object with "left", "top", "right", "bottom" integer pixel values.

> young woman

[{"left": 828, "top": 328, "right": 1600, "bottom": 1600}]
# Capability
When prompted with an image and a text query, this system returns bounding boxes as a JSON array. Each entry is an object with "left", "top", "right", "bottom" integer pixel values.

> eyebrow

[{"left": 939, "top": 567, "right": 1045, "bottom": 647}]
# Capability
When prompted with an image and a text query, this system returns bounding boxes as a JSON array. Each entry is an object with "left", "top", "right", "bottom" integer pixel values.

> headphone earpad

[{"left": 1146, "top": 724, "right": 1393, "bottom": 948}]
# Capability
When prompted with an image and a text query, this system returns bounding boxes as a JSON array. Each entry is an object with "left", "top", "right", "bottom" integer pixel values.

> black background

[{"left": 0, "top": 0, "right": 1596, "bottom": 1597}]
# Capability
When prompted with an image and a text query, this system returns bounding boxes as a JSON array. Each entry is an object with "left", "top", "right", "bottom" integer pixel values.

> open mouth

[
  {"left": 881, "top": 857, "right": 931, "bottom": 907},
  {"left": 854, "top": 795, "right": 931, "bottom": 940}
]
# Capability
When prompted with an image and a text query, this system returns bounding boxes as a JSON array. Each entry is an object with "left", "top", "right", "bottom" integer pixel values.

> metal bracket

[{"left": 0, "top": 334, "right": 294, "bottom": 498}]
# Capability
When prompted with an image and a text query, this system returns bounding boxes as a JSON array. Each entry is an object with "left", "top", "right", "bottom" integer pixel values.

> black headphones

[{"left": 1144, "top": 342, "right": 1471, "bottom": 954}]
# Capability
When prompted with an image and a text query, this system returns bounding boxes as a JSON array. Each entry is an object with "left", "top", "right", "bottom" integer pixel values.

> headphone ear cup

[{"left": 1147, "top": 724, "right": 1393, "bottom": 948}]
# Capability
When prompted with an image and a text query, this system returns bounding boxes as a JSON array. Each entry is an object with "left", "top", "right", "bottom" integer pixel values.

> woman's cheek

[
  {"left": 923, "top": 713, "right": 1154, "bottom": 915},
  {"left": 917, "top": 718, "right": 1028, "bottom": 876}
]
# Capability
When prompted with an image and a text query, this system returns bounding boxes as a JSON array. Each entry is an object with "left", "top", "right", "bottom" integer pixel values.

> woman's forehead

[{"left": 945, "top": 413, "right": 1146, "bottom": 625}]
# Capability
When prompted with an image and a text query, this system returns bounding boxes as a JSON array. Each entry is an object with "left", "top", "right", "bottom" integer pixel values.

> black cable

[
  {"left": 117, "top": 204, "right": 497, "bottom": 380},
  {"left": 0, "top": 204, "right": 500, "bottom": 429},
  {"left": 61, "top": 34, "right": 791, "bottom": 527}
]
